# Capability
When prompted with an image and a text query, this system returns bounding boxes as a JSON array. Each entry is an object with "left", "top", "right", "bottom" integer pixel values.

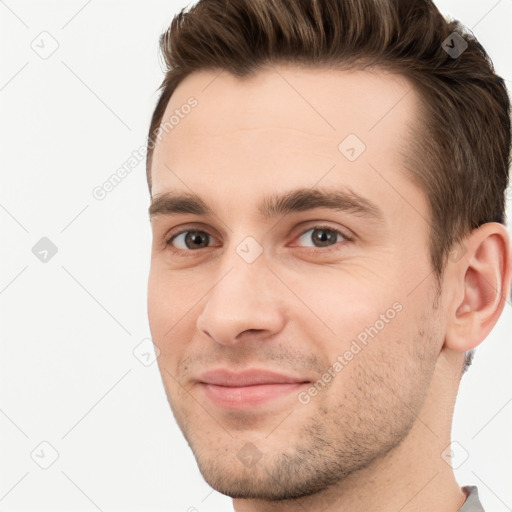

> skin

[{"left": 147, "top": 65, "right": 511, "bottom": 512}]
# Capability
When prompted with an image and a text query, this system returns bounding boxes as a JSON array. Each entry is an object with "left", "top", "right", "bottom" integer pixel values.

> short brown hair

[{"left": 146, "top": 0, "right": 511, "bottom": 371}]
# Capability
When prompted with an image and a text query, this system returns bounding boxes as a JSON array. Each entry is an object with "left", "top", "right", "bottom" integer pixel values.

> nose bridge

[{"left": 196, "top": 241, "right": 285, "bottom": 345}]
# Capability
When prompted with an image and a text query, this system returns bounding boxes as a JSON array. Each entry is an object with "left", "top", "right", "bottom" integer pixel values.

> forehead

[{"left": 150, "top": 65, "right": 423, "bottom": 222}]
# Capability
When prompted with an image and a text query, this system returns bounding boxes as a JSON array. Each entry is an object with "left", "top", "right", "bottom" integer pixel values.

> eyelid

[
  {"left": 165, "top": 222, "right": 220, "bottom": 242},
  {"left": 165, "top": 223, "right": 221, "bottom": 249},
  {"left": 292, "top": 222, "right": 353, "bottom": 241}
]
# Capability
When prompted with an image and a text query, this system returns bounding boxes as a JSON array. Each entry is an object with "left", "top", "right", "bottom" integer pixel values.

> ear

[{"left": 444, "top": 222, "right": 512, "bottom": 353}]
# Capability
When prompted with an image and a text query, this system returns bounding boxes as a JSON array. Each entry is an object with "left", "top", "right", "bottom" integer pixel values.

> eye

[
  {"left": 164, "top": 224, "right": 350, "bottom": 256},
  {"left": 166, "top": 230, "right": 219, "bottom": 251},
  {"left": 294, "top": 226, "right": 348, "bottom": 248}
]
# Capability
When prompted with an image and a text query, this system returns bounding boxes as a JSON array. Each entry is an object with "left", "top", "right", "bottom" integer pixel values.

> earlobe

[{"left": 445, "top": 223, "right": 511, "bottom": 354}]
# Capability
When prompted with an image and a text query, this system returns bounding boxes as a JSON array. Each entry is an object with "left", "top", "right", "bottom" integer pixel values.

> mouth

[{"left": 197, "top": 369, "right": 311, "bottom": 409}]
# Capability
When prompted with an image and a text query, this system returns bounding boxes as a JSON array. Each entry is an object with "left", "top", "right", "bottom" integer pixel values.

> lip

[
  {"left": 197, "top": 369, "right": 310, "bottom": 409},
  {"left": 199, "top": 369, "right": 309, "bottom": 387}
]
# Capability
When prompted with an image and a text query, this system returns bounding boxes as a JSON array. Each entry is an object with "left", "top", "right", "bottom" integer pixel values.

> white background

[{"left": 0, "top": 1, "right": 511, "bottom": 511}]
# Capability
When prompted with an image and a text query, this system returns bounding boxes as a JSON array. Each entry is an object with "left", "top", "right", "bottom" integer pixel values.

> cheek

[
  {"left": 148, "top": 268, "right": 184, "bottom": 349},
  {"left": 147, "top": 266, "right": 206, "bottom": 366},
  {"left": 147, "top": 267, "right": 168, "bottom": 335},
  {"left": 147, "top": 264, "right": 196, "bottom": 326},
  {"left": 285, "top": 266, "right": 399, "bottom": 347},
  {"left": 318, "top": 305, "right": 435, "bottom": 416},
  {"left": 289, "top": 267, "right": 432, "bottom": 390}
]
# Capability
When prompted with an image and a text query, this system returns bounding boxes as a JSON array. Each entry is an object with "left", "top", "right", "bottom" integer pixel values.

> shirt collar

[{"left": 458, "top": 486, "right": 485, "bottom": 512}]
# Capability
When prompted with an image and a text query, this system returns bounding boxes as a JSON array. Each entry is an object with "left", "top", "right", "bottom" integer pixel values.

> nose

[{"left": 196, "top": 257, "right": 286, "bottom": 346}]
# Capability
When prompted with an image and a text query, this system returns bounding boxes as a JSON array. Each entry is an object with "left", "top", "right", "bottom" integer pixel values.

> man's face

[{"left": 147, "top": 66, "right": 445, "bottom": 499}]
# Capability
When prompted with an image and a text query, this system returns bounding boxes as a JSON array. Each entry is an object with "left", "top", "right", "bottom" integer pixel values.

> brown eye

[
  {"left": 296, "top": 227, "right": 346, "bottom": 248},
  {"left": 168, "top": 230, "right": 213, "bottom": 250}
]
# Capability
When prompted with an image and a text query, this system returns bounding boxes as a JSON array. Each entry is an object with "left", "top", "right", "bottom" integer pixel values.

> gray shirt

[{"left": 459, "top": 486, "right": 485, "bottom": 512}]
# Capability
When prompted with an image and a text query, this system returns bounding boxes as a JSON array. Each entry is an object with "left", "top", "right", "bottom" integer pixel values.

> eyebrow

[{"left": 148, "top": 187, "right": 385, "bottom": 225}]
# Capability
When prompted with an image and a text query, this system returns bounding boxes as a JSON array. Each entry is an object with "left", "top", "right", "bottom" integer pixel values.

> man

[{"left": 145, "top": 0, "right": 511, "bottom": 510}]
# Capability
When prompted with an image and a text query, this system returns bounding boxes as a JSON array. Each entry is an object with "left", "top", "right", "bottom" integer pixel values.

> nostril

[{"left": 237, "top": 328, "right": 265, "bottom": 338}]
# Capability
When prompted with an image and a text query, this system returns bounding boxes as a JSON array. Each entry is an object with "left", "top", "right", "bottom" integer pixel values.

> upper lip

[{"left": 198, "top": 369, "right": 310, "bottom": 387}]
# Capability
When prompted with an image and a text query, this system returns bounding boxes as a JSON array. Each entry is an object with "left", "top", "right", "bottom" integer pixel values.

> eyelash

[{"left": 164, "top": 224, "right": 352, "bottom": 257}]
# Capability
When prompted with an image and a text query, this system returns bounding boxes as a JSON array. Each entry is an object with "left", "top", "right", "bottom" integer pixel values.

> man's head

[{"left": 146, "top": 0, "right": 511, "bottom": 505}]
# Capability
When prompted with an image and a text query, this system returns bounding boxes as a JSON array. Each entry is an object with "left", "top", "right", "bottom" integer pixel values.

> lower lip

[{"left": 200, "top": 382, "right": 306, "bottom": 409}]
